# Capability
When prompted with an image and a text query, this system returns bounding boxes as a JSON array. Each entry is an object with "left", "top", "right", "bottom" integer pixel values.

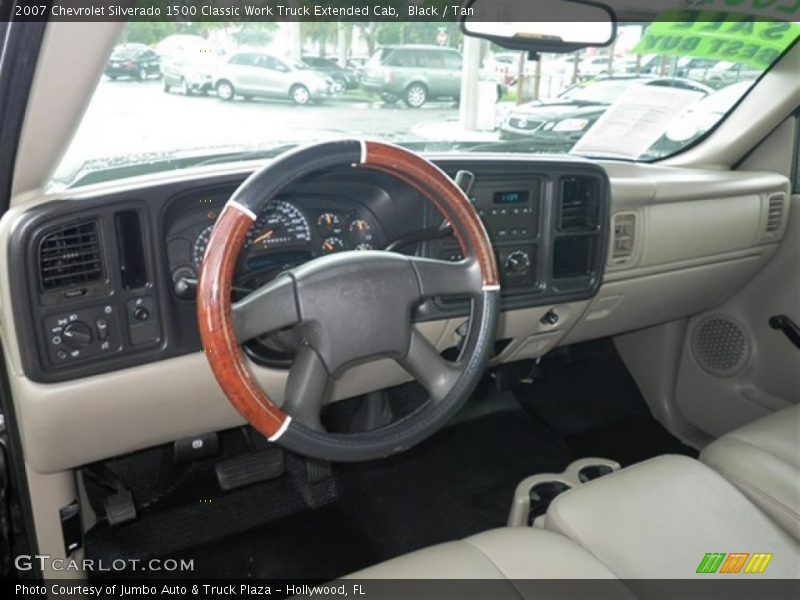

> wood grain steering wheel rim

[{"left": 198, "top": 140, "right": 500, "bottom": 461}]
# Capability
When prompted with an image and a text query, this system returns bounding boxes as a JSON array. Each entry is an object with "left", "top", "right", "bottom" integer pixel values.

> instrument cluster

[{"left": 165, "top": 194, "right": 383, "bottom": 289}]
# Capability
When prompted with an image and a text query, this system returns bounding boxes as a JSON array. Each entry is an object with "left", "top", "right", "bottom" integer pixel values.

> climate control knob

[
  {"left": 62, "top": 321, "right": 93, "bottom": 350},
  {"left": 504, "top": 250, "right": 530, "bottom": 274}
]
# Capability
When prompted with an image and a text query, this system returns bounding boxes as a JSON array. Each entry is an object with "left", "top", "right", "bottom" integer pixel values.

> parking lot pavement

[{"left": 59, "top": 78, "right": 463, "bottom": 174}]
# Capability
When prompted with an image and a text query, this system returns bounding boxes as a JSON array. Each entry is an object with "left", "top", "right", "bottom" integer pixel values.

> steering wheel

[{"left": 197, "top": 140, "right": 500, "bottom": 462}]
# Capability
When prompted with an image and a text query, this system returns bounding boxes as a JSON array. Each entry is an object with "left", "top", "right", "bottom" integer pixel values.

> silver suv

[
  {"left": 361, "top": 45, "right": 463, "bottom": 108},
  {"left": 214, "top": 51, "right": 334, "bottom": 105}
]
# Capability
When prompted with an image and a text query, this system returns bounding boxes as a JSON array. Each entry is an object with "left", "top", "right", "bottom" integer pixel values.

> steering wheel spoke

[
  {"left": 410, "top": 256, "right": 482, "bottom": 299},
  {"left": 399, "top": 330, "right": 460, "bottom": 402},
  {"left": 232, "top": 274, "right": 300, "bottom": 341},
  {"left": 283, "top": 345, "right": 329, "bottom": 431}
]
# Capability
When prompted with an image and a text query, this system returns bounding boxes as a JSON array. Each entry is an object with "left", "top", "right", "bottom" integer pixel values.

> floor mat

[
  {"left": 154, "top": 398, "right": 575, "bottom": 580},
  {"left": 86, "top": 343, "right": 699, "bottom": 580},
  {"left": 516, "top": 339, "right": 660, "bottom": 436},
  {"left": 566, "top": 415, "right": 697, "bottom": 467}
]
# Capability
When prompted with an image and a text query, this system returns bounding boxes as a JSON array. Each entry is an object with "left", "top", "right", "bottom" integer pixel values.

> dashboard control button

[
  {"left": 504, "top": 250, "right": 530, "bottom": 274},
  {"left": 55, "top": 350, "right": 67, "bottom": 360},
  {"left": 541, "top": 310, "right": 560, "bottom": 326},
  {"left": 96, "top": 318, "right": 109, "bottom": 340},
  {"left": 133, "top": 306, "right": 149, "bottom": 321},
  {"left": 62, "top": 322, "right": 93, "bottom": 350}
]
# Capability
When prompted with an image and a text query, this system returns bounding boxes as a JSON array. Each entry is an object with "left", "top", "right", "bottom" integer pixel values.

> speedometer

[
  {"left": 246, "top": 201, "right": 311, "bottom": 251},
  {"left": 192, "top": 224, "right": 215, "bottom": 268},
  {"left": 192, "top": 201, "right": 311, "bottom": 268}
]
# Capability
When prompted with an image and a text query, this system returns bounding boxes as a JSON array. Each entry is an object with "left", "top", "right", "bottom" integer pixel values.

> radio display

[{"left": 494, "top": 190, "right": 529, "bottom": 205}]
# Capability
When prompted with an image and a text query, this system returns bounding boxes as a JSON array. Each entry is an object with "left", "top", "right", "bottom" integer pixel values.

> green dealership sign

[{"left": 634, "top": 9, "right": 800, "bottom": 67}]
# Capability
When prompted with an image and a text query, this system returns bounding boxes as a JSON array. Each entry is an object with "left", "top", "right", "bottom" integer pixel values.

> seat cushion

[
  {"left": 700, "top": 403, "right": 800, "bottom": 540},
  {"left": 546, "top": 455, "right": 800, "bottom": 578},
  {"left": 347, "top": 527, "right": 622, "bottom": 580}
]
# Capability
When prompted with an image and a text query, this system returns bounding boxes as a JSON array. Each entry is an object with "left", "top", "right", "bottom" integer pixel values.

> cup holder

[
  {"left": 529, "top": 481, "right": 572, "bottom": 524},
  {"left": 578, "top": 464, "right": 614, "bottom": 483},
  {"left": 508, "top": 457, "right": 621, "bottom": 527}
]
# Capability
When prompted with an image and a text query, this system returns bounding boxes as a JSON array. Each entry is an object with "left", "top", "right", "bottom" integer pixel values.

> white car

[
  {"left": 158, "top": 35, "right": 224, "bottom": 95},
  {"left": 214, "top": 51, "right": 335, "bottom": 105}
]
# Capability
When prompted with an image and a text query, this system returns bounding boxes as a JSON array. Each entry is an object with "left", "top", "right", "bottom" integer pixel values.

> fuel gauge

[{"left": 321, "top": 236, "right": 346, "bottom": 254}]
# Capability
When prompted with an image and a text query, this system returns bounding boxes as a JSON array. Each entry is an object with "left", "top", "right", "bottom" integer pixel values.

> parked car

[
  {"left": 483, "top": 52, "right": 533, "bottom": 86},
  {"left": 300, "top": 55, "right": 358, "bottom": 92},
  {"left": 345, "top": 56, "right": 370, "bottom": 79},
  {"left": 690, "top": 61, "right": 763, "bottom": 89},
  {"left": 361, "top": 44, "right": 463, "bottom": 107},
  {"left": 159, "top": 35, "right": 223, "bottom": 95},
  {"left": 647, "top": 81, "right": 756, "bottom": 157},
  {"left": 500, "top": 76, "right": 713, "bottom": 139},
  {"left": 104, "top": 43, "right": 160, "bottom": 81},
  {"left": 213, "top": 51, "right": 335, "bottom": 105},
  {"left": 676, "top": 58, "right": 717, "bottom": 79}
]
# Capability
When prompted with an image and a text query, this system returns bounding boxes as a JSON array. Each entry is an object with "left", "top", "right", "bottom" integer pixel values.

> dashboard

[
  {"left": 2, "top": 154, "right": 790, "bottom": 473},
  {"left": 8, "top": 158, "right": 609, "bottom": 383}
]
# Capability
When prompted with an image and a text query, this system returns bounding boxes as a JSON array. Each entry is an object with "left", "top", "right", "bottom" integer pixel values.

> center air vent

[
  {"left": 38, "top": 220, "right": 104, "bottom": 292},
  {"left": 559, "top": 177, "right": 598, "bottom": 231}
]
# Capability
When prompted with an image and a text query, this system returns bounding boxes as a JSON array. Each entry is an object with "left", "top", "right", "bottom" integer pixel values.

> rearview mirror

[{"left": 461, "top": 0, "right": 616, "bottom": 54}]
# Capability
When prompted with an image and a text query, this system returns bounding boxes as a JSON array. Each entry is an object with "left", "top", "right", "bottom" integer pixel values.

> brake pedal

[{"left": 214, "top": 447, "right": 285, "bottom": 491}]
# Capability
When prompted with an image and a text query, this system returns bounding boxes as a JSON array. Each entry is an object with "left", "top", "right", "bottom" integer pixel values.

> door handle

[{"left": 769, "top": 315, "right": 800, "bottom": 350}]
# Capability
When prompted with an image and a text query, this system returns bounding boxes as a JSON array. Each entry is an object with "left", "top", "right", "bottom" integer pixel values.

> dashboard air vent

[
  {"left": 38, "top": 221, "right": 104, "bottom": 291},
  {"left": 765, "top": 194, "right": 785, "bottom": 233},
  {"left": 559, "top": 177, "right": 598, "bottom": 231}
]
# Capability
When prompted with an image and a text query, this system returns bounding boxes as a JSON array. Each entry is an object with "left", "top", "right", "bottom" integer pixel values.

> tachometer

[{"left": 247, "top": 201, "right": 311, "bottom": 251}]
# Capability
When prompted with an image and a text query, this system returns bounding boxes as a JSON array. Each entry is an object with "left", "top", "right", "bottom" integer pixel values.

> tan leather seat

[
  {"left": 346, "top": 456, "right": 799, "bottom": 580},
  {"left": 700, "top": 404, "right": 800, "bottom": 540},
  {"left": 347, "top": 527, "right": 626, "bottom": 581},
  {"left": 546, "top": 455, "right": 800, "bottom": 578}
]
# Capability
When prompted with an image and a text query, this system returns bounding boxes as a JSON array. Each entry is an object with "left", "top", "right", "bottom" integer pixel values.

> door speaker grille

[{"left": 691, "top": 315, "right": 749, "bottom": 377}]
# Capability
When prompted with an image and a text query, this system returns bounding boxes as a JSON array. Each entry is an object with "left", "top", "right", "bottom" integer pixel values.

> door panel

[{"left": 674, "top": 191, "right": 799, "bottom": 436}]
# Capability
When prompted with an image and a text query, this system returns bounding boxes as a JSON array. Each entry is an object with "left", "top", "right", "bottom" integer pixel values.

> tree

[
  {"left": 300, "top": 22, "right": 338, "bottom": 56},
  {"left": 374, "top": 22, "right": 462, "bottom": 47},
  {"left": 123, "top": 22, "right": 179, "bottom": 46},
  {"left": 233, "top": 23, "right": 279, "bottom": 47}
]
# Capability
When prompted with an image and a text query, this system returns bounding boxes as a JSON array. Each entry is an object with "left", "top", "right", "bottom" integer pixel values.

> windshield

[
  {"left": 110, "top": 46, "right": 143, "bottom": 59},
  {"left": 560, "top": 80, "right": 637, "bottom": 104},
  {"left": 52, "top": 17, "right": 799, "bottom": 189}
]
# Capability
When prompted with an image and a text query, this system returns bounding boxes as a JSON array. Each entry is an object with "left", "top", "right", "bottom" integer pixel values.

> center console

[{"left": 426, "top": 160, "right": 610, "bottom": 315}]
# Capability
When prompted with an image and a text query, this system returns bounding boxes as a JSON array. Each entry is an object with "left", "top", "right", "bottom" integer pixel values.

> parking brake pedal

[{"left": 215, "top": 447, "right": 285, "bottom": 491}]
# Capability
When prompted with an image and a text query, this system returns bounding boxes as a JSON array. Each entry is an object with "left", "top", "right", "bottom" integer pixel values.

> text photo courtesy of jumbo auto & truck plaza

[{"left": 3, "top": 0, "right": 800, "bottom": 598}]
